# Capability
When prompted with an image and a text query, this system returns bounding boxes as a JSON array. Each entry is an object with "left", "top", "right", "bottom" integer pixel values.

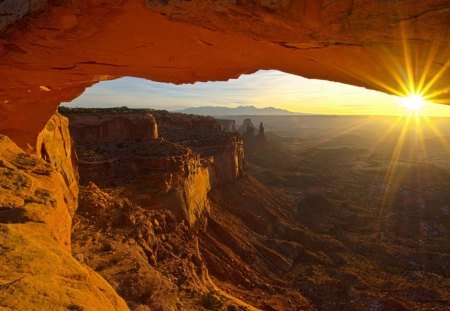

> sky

[{"left": 64, "top": 70, "right": 450, "bottom": 117}]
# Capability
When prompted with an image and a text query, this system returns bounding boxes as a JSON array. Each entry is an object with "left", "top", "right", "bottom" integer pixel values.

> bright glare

[{"left": 398, "top": 95, "right": 427, "bottom": 112}]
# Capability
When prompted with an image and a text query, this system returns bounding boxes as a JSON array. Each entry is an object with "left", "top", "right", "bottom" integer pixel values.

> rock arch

[{"left": 0, "top": 0, "right": 449, "bottom": 148}]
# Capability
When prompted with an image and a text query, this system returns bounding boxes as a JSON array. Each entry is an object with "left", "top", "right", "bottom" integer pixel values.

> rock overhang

[{"left": 0, "top": 0, "right": 449, "bottom": 147}]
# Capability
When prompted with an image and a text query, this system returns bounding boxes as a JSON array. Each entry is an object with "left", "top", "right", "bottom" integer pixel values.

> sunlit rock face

[
  {"left": 0, "top": 119, "right": 128, "bottom": 310},
  {"left": 63, "top": 109, "right": 212, "bottom": 228},
  {"left": 36, "top": 113, "right": 79, "bottom": 211},
  {"left": 63, "top": 109, "right": 159, "bottom": 143},
  {"left": 153, "top": 111, "right": 245, "bottom": 186},
  {"left": 0, "top": 113, "right": 78, "bottom": 249},
  {"left": 1, "top": 0, "right": 449, "bottom": 147},
  {"left": 75, "top": 139, "right": 211, "bottom": 228},
  {"left": 0, "top": 223, "right": 129, "bottom": 311},
  {"left": 62, "top": 108, "right": 245, "bottom": 227}
]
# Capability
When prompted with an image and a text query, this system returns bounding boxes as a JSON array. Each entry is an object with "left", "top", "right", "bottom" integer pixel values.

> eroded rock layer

[
  {"left": 63, "top": 108, "right": 251, "bottom": 309},
  {"left": 0, "top": 120, "right": 128, "bottom": 310},
  {"left": 63, "top": 107, "right": 159, "bottom": 143},
  {"left": 0, "top": 114, "right": 77, "bottom": 249},
  {"left": 0, "top": 0, "right": 449, "bottom": 147},
  {"left": 63, "top": 108, "right": 244, "bottom": 227},
  {"left": 153, "top": 110, "right": 245, "bottom": 186}
]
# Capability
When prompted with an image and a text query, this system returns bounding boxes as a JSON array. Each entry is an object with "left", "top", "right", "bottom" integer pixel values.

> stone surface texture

[
  {"left": 63, "top": 108, "right": 244, "bottom": 227},
  {"left": 0, "top": 130, "right": 129, "bottom": 310}
]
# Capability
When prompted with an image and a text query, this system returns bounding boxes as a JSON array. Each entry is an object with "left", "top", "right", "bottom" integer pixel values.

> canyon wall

[
  {"left": 74, "top": 138, "right": 211, "bottom": 228},
  {"left": 0, "top": 113, "right": 129, "bottom": 310},
  {"left": 216, "top": 119, "right": 237, "bottom": 132},
  {"left": 154, "top": 110, "right": 245, "bottom": 186},
  {"left": 63, "top": 108, "right": 244, "bottom": 228},
  {"left": 1, "top": 113, "right": 78, "bottom": 248},
  {"left": 63, "top": 109, "right": 158, "bottom": 143},
  {"left": 36, "top": 113, "right": 79, "bottom": 219}
]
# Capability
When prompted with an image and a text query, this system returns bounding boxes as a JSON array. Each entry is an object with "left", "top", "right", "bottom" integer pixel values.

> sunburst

[
  {"left": 398, "top": 94, "right": 427, "bottom": 112},
  {"left": 327, "top": 20, "right": 450, "bottom": 231}
]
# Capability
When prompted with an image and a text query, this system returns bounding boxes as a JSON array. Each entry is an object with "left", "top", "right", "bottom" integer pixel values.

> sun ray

[
  {"left": 368, "top": 116, "right": 404, "bottom": 155},
  {"left": 399, "top": 22, "right": 416, "bottom": 94},
  {"left": 308, "top": 116, "right": 377, "bottom": 148},
  {"left": 419, "top": 58, "right": 450, "bottom": 97},
  {"left": 377, "top": 113, "right": 412, "bottom": 225},
  {"left": 328, "top": 10, "right": 449, "bottom": 108},
  {"left": 416, "top": 39, "right": 441, "bottom": 94},
  {"left": 422, "top": 115, "right": 450, "bottom": 153},
  {"left": 422, "top": 86, "right": 450, "bottom": 100},
  {"left": 413, "top": 113, "right": 428, "bottom": 162}
]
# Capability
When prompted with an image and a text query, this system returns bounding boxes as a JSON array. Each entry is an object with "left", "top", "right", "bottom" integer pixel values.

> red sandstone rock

[
  {"left": 0, "top": 134, "right": 129, "bottom": 311},
  {"left": 63, "top": 108, "right": 158, "bottom": 143},
  {"left": 36, "top": 112, "right": 79, "bottom": 215},
  {"left": 0, "top": 0, "right": 449, "bottom": 147},
  {"left": 72, "top": 184, "right": 210, "bottom": 310},
  {"left": 0, "top": 223, "right": 129, "bottom": 311},
  {"left": 63, "top": 108, "right": 245, "bottom": 227},
  {"left": 153, "top": 110, "right": 245, "bottom": 186},
  {"left": 216, "top": 119, "right": 237, "bottom": 132},
  {"left": 0, "top": 120, "right": 77, "bottom": 249}
]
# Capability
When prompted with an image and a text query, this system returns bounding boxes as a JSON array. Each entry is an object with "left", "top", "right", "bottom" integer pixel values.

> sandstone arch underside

[{"left": 0, "top": 0, "right": 449, "bottom": 148}]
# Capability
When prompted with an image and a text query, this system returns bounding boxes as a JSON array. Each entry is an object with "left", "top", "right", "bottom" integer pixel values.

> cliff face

[
  {"left": 154, "top": 110, "right": 245, "bottom": 186},
  {"left": 60, "top": 108, "right": 253, "bottom": 309},
  {"left": 1, "top": 114, "right": 78, "bottom": 249},
  {"left": 0, "top": 115, "right": 128, "bottom": 310},
  {"left": 75, "top": 138, "right": 211, "bottom": 228},
  {"left": 1, "top": 0, "right": 449, "bottom": 148},
  {"left": 62, "top": 108, "right": 245, "bottom": 228},
  {"left": 0, "top": 134, "right": 74, "bottom": 248},
  {"left": 216, "top": 119, "right": 237, "bottom": 132},
  {"left": 64, "top": 110, "right": 158, "bottom": 143},
  {"left": 36, "top": 113, "right": 79, "bottom": 219}
]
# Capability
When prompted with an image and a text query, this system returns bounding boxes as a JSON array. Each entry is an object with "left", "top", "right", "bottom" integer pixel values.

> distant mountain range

[{"left": 177, "top": 105, "right": 299, "bottom": 116}]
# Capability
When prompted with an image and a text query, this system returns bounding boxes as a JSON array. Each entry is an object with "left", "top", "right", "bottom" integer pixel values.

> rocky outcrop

[
  {"left": 76, "top": 138, "right": 211, "bottom": 228},
  {"left": 0, "top": 113, "right": 77, "bottom": 249},
  {"left": 238, "top": 118, "right": 255, "bottom": 135},
  {"left": 154, "top": 110, "right": 245, "bottom": 186},
  {"left": 239, "top": 118, "right": 267, "bottom": 153},
  {"left": 63, "top": 109, "right": 216, "bottom": 228},
  {"left": 36, "top": 112, "right": 79, "bottom": 217},
  {"left": 216, "top": 119, "right": 237, "bottom": 132},
  {"left": 0, "top": 133, "right": 129, "bottom": 311},
  {"left": 63, "top": 109, "right": 245, "bottom": 224},
  {"left": 0, "top": 0, "right": 449, "bottom": 147},
  {"left": 72, "top": 183, "right": 180, "bottom": 311},
  {"left": 62, "top": 108, "right": 158, "bottom": 143},
  {"left": 0, "top": 223, "right": 129, "bottom": 311}
]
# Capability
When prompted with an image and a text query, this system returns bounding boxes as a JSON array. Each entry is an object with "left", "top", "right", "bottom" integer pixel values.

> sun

[{"left": 398, "top": 94, "right": 427, "bottom": 112}]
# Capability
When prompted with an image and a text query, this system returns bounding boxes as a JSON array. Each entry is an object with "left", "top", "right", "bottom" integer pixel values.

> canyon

[
  {"left": 62, "top": 107, "right": 244, "bottom": 227},
  {"left": 0, "top": 1, "right": 450, "bottom": 310},
  {"left": 2, "top": 108, "right": 448, "bottom": 310}
]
